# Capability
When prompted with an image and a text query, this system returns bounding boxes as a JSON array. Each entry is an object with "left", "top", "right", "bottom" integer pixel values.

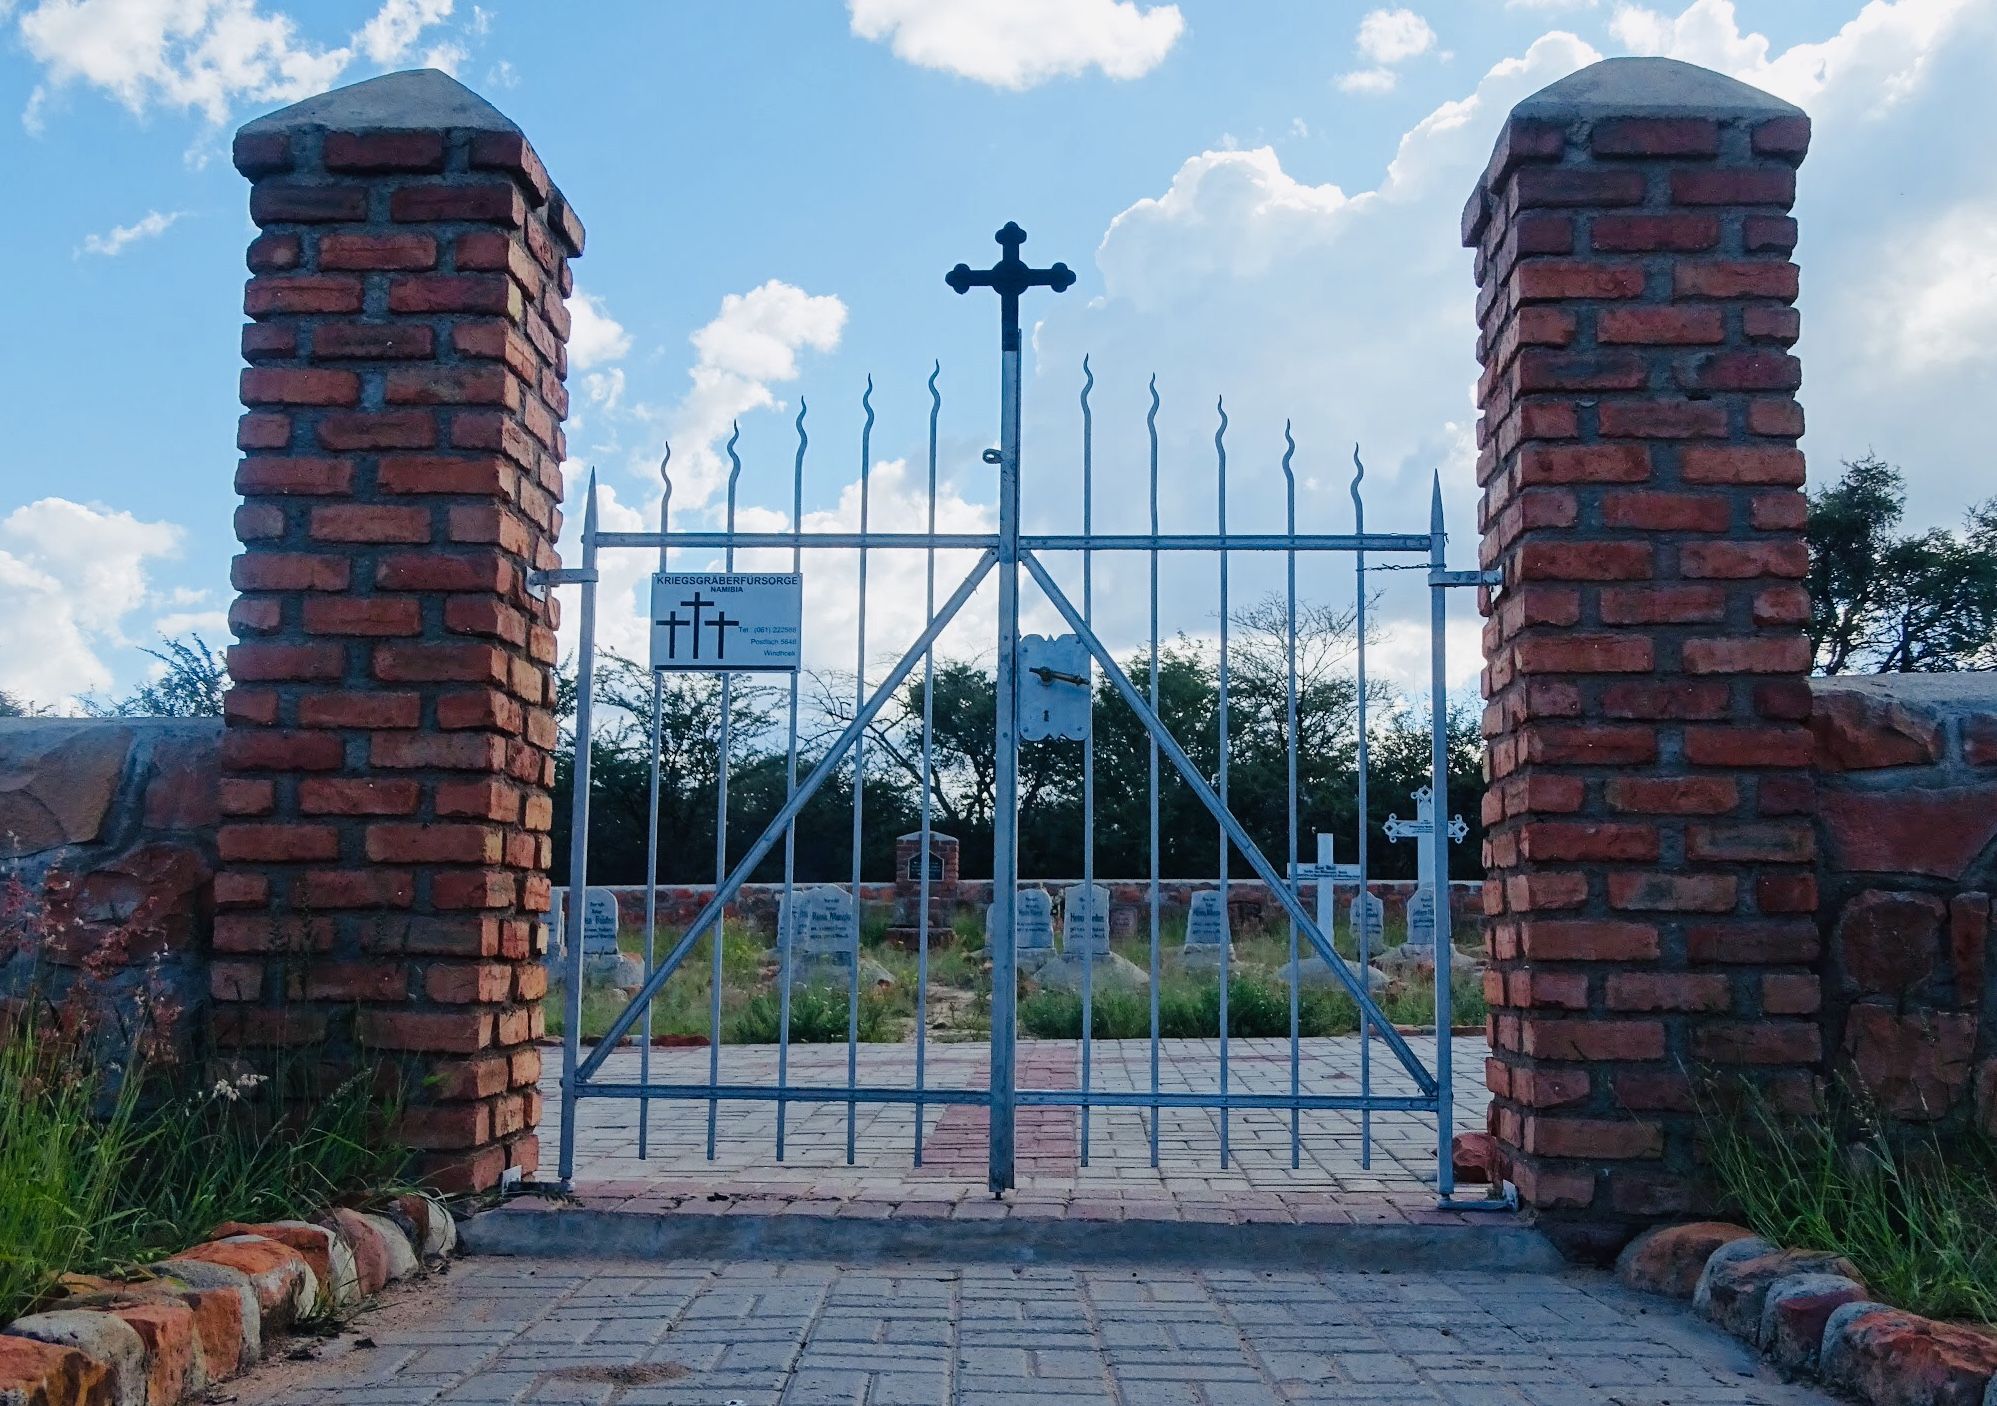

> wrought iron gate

[{"left": 546, "top": 224, "right": 1496, "bottom": 1204}]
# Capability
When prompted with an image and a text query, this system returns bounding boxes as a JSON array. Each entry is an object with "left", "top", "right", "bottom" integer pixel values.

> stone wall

[
  {"left": 0, "top": 719, "right": 219, "bottom": 1069},
  {"left": 1810, "top": 675, "right": 1997, "bottom": 1137}
]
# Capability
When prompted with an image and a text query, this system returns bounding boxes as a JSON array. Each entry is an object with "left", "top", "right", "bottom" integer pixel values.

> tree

[
  {"left": 79, "top": 635, "right": 227, "bottom": 718},
  {"left": 1807, "top": 456, "right": 1997, "bottom": 674}
]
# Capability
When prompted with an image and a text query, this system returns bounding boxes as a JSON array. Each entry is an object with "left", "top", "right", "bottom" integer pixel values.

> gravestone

[
  {"left": 1062, "top": 883, "right": 1111, "bottom": 957},
  {"left": 1349, "top": 891, "right": 1385, "bottom": 948},
  {"left": 1177, "top": 889, "right": 1233, "bottom": 970},
  {"left": 546, "top": 887, "right": 641, "bottom": 990},
  {"left": 992, "top": 888, "right": 1056, "bottom": 972},
  {"left": 1035, "top": 882, "right": 1148, "bottom": 993},
  {"left": 1406, "top": 885, "right": 1436, "bottom": 948},
  {"left": 781, "top": 884, "right": 854, "bottom": 958}
]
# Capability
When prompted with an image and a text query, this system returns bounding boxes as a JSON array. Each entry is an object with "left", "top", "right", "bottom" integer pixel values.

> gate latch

[{"left": 1018, "top": 633, "right": 1091, "bottom": 741}]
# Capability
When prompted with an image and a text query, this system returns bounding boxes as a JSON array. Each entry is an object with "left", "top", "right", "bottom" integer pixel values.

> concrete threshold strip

[{"left": 460, "top": 1203, "right": 1564, "bottom": 1273}]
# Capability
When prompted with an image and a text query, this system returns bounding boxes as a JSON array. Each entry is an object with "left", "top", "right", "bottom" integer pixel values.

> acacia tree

[{"left": 1808, "top": 456, "right": 1997, "bottom": 674}]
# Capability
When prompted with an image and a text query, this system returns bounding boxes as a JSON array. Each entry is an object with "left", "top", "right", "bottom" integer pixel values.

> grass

[
  {"left": 1701, "top": 1081, "right": 1997, "bottom": 1325},
  {"left": 0, "top": 1021, "right": 408, "bottom": 1323}
]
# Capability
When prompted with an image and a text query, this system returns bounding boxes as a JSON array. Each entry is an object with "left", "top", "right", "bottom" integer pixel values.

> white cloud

[
  {"left": 566, "top": 290, "right": 632, "bottom": 371},
  {"left": 14, "top": 0, "right": 459, "bottom": 129},
  {"left": 1609, "top": 0, "right": 1975, "bottom": 114},
  {"left": 1869, "top": 200, "right": 1997, "bottom": 374},
  {"left": 1339, "top": 67, "right": 1399, "bottom": 94},
  {"left": 76, "top": 208, "right": 184, "bottom": 257},
  {"left": 662, "top": 281, "right": 848, "bottom": 510},
  {"left": 0, "top": 498, "right": 185, "bottom": 704},
  {"left": 847, "top": 0, "right": 1183, "bottom": 89},
  {"left": 356, "top": 0, "right": 450, "bottom": 64},
  {"left": 1507, "top": 0, "right": 1597, "bottom": 9},
  {"left": 1357, "top": 7, "right": 1437, "bottom": 64}
]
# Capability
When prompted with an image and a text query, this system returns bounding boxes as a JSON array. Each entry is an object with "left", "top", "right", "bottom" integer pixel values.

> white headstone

[
  {"left": 993, "top": 888, "right": 1055, "bottom": 954},
  {"left": 1185, "top": 890, "right": 1231, "bottom": 948},
  {"left": 550, "top": 886, "right": 622, "bottom": 956},
  {"left": 1349, "top": 891, "right": 1385, "bottom": 947},
  {"left": 1405, "top": 886, "right": 1437, "bottom": 948},
  {"left": 1062, "top": 883, "right": 1111, "bottom": 957},
  {"left": 780, "top": 885, "right": 855, "bottom": 959}
]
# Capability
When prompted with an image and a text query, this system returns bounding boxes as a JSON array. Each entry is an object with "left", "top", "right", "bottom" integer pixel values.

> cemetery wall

[
  {"left": 0, "top": 718, "right": 220, "bottom": 1070},
  {"left": 1808, "top": 675, "right": 1997, "bottom": 1139}
]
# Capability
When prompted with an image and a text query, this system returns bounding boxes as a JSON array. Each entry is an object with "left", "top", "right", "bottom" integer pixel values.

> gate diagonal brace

[
  {"left": 1020, "top": 550, "right": 1440, "bottom": 1098},
  {"left": 573, "top": 549, "right": 999, "bottom": 1084}
]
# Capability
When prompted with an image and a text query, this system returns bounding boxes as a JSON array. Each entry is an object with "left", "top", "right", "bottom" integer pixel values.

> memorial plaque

[
  {"left": 1062, "top": 883, "right": 1111, "bottom": 956},
  {"left": 1186, "top": 890, "right": 1231, "bottom": 948}
]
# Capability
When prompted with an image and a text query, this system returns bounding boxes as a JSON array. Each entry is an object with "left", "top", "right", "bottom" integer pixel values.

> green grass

[
  {"left": 0, "top": 1021, "right": 408, "bottom": 1323},
  {"left": 1701, "top": 1082, "right": 1997, "bottom": 1325},
  {"left": 727, "top": 985, "right": 903, "bottom": 1044}
]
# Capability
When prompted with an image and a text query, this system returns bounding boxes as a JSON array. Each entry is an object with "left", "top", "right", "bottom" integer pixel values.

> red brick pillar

[
  {"left": 1465, "top": 57, "right": 1818, "bottom": 1253},
  {"left": 215, "top": 70, "right": 582, "bottom": 1192}
]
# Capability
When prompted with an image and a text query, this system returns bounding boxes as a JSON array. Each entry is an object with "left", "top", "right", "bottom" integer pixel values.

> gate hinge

[
  {"left": 526, "top": 567, "right": 598, "bottom": 600},
  {"left": 1429, "top": 567, "right": 1502, "bottom": 589}
]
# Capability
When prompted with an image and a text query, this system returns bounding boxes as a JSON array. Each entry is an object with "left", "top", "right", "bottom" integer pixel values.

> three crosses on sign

[{"left": 655, "top": 589, "right": 741, "bottom": 664}]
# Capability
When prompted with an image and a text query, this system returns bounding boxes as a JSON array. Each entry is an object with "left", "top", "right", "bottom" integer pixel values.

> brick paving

[
  {"left": 232, "top": 1254, "right": 1840, "bottom": 1406},
  {"left": 555, "top": 1035, "right": 1491, "bottom": 1224}
]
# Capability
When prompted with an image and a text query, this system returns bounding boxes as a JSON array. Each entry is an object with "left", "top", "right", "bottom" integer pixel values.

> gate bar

[
  {"left": 556, "top": 473, "right": 601, "bottom": 1185},
  {"left": 1019, "top": 550, "right": 1438, "bottom": 1094},
  {"left": 572, "top": 549, "right": 999, "bottom": 1089}
]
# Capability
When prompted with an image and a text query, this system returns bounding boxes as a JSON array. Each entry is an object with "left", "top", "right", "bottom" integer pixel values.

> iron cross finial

[{"left": 946, "top": 221, "right": 1075, "bottom": 351}]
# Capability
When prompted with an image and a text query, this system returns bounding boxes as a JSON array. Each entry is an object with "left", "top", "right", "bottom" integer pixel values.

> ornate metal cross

[
  {"left": 944, "top": 220, "right": 1073, "bottom": 1194},
  {"left": 946, "top": 221, "right": 1074, "bottom": 351}
]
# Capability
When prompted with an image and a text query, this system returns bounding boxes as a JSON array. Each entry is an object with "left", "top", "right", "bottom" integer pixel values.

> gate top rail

[{"left": 593, "top": 529, "right": 1435, "bottom": 553}]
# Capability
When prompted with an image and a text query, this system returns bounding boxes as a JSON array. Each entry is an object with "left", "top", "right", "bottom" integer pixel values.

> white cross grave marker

[{"left": 1381, "top": 785, "right": 1469, "bottom": 950}]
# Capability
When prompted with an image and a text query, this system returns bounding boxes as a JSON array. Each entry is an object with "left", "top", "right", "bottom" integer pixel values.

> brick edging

[
  {"left": 0, "top": 1195, "right": 456, "bottom": 1404},
  {"left": 1615, "top": 1222, "right": 1997, "bottom": 1403}
]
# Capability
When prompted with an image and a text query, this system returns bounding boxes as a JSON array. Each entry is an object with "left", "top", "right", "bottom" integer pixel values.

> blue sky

[{"left": 2, "top": 0, "right": 1992, "bottom": 707}]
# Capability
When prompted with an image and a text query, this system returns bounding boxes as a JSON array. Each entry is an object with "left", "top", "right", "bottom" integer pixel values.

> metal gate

[{"left": 545, "top": 224, "right": 1496, "bottom": 1204}]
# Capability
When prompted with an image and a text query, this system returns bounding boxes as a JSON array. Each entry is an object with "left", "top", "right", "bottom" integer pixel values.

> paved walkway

[
  {"left": 233, "top": 1254, "right": 1839, "bottom": 1406},
  {"left": 555, "top": 1035, "right": 1490, "bottom": 1223}
]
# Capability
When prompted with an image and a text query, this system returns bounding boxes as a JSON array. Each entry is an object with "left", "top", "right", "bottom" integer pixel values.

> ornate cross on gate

[
  {"left": 1383, "top": 784, "right": 1468, "bottom": 951},
  {"left": 946, "top": 221, "right": 1075, "bottom": 351},
  {"left": 944, "top": 220, "right": 1074, "bottom": 1195}
]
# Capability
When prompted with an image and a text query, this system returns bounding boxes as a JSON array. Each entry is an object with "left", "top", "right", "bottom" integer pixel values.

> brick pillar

[
  {"left": 216, "top": 69, "right": 582, "bottom": 1193},
  {"left": 1465, "top": 57, "right": 1818, "bottom": 1253}
]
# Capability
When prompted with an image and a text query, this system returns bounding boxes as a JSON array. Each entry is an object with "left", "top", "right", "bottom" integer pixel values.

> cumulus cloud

[
  {"left": 661, "top": 281, "right": 848, "bottom": 511},
  {"left": 14, "top": 0, "right": 459, "bottom": 129},
  {"left": 1341, "top": 7, "right": 1439, "bottom": 95},
  {"left": 1609, "top": 0, "right": 1975, "bottom": 114},
  {"left": 847, "top": 0, "right": 1183, "bottom": 89},
  {"left": 1867, "top": 200, "right": 1997, "bottom": 374},
  {"left": 76, "top": 208, "right": 184, "bottom": 257},
  {"left": 0, "top": 498, "right": 185, "bottom": 705},
  {"left": 356, "top": 0, "right": 451, "bottom": 64},
  {"left": 1339, "top": 67, "right": 1400, "bottom": 94},
  {"left": 566, "top": 290, "right": 632, "bottom": 371},
  {"left": 1357, "top": 7, "right": 1437, "bottom": 64}
]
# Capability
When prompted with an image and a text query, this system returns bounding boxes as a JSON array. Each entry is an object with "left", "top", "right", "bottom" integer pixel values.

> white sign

[
  {"left": 650, "top": 572, "right": 802, "bottom": 672},
  {"left": 550, "top": 886, "right": 621, "bottom": 956}
]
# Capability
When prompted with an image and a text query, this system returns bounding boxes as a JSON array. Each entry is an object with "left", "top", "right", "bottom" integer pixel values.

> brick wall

[
  {"left": 1465, "top": 56, "right": 1817, "bottom": 1251},
  {"left": 1811, "top": 676, "right": 1997, "bottom": 1138},
  {"left": 216, "top": 69, "right": 582, "bottom": 1192}
]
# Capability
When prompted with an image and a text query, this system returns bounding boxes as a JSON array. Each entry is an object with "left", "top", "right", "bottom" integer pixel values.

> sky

[{"left": 1, "top": 0, "right": 1992, "bottom": 711}]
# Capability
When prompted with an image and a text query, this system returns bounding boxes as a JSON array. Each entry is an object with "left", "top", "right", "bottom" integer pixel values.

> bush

[
  {"left": 1701, "top": 1082, "right": 1997, "bottom": 1324},
  {"left": 727, "top": 983, "right": 901, "bottom": 1044},
  {"left": 1017, "top": 974, "right": 1363, "bottom": 1040}
]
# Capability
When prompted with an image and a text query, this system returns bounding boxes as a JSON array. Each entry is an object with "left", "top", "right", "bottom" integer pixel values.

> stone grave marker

[
  {"left": 780, "top": 884, "right": 855, "bottom": 959},
  {"left": 1349, "top": 890, "right": 1385, "bottom": 947},
  {"left": 992, "top": 888, "right": 1056, "bottom": 970},
  {"left": 1062, "top": 883, "right": 1111, "bottom": 956},
  {"left": 1186, "top": 890, "right": 1230, "bottom": 947}
]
